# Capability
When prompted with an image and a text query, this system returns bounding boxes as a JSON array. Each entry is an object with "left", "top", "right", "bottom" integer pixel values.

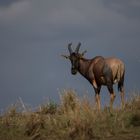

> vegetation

[{"left": 0, "top": 90, "right": 140, "bottom": 140}]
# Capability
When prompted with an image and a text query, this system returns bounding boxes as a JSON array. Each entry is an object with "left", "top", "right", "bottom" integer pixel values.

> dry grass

[{"left": 0, "top": 90, "right": 140, "bottom": 140}]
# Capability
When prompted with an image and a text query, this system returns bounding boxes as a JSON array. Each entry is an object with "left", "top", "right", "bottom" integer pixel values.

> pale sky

[{"left": 0, "top": 0, "right": 140, "bottom": 109}]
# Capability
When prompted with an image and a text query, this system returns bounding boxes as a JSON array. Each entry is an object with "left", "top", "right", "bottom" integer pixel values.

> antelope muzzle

[{"left": 71, "top": 68, "right": 77, "bottom": 75}]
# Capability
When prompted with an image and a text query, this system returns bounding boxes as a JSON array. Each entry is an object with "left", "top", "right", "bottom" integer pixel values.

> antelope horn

[
  {"left": 75, "top": 42, "right": 81, "bottom": 53},
  {"left": 68, "top": 43, "right": 73, "bottom": 54}
]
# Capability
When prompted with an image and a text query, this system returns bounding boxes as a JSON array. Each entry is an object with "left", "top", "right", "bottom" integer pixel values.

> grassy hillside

[{"left": 0, "top": 90, "right": 140, "bottom": 140}]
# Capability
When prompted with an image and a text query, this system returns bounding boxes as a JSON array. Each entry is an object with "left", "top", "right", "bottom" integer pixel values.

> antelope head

[{"left": 61, "top": 42, "right": 87, "bottom": 75}]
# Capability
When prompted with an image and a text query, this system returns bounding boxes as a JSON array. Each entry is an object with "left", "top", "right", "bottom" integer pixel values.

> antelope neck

[{"left": 78, "top": 58, "right": 91, "bottom": 77}]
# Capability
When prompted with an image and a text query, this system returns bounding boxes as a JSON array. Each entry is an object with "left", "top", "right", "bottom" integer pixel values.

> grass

[{"left": 0, "top": 90, "right": 140, "bottom": 140}]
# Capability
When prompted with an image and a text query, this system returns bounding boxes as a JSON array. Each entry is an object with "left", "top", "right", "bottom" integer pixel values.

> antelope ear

[
  {"left": 61, "top": 54, "right": 70, "bottom": 59},
  {"left": 81, "top": 50, "right": 87, "bottom": 56}
]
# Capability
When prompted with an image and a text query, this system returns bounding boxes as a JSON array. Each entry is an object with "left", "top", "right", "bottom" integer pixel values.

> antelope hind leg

[
  {"left": 110, "top": 93, "right": 116, "bottom": 109},
  {"left": 120, "top": 87, "right": 125, "bottom": 109}
]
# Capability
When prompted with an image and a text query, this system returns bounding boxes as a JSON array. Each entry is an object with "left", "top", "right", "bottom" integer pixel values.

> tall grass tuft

[{"left": 0, "top": 90, "right": 140, "bottom": 140}]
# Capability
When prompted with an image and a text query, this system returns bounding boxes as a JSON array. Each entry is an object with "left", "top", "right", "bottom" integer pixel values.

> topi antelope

[{"left": 62, "top": 43, "right": 125, "bottom": 110}]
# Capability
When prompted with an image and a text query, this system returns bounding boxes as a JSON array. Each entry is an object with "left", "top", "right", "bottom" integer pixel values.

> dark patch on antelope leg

[
  {"left": 107, "top": 84, "right": 116, "bottom": 109},
  {"left": 118, "top": 74, "right": 125, "bottom": 108},
  {"left": 93, "top": 80, "right": 101, "bottom": 110}
]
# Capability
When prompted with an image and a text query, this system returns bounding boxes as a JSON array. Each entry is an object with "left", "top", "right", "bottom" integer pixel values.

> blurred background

[{"left": 0, "top": 0, "right": 140, "bottom": 109}]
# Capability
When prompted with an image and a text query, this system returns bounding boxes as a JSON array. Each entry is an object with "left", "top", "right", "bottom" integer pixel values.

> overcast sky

[{"left": 0, "top": 0, "right": 140, "bottom": 109}]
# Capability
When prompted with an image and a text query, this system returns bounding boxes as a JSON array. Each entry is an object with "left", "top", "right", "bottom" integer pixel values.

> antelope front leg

[
  {"left": 95, "top": 94, "right": 101, "bottom": 110},
  {"left": 93, "top": 80, "right": 101, "bottom": 110}
]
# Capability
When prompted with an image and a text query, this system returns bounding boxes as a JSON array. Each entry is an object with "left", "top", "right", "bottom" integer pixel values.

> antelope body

[{"left": 62, "top": 43, "right": 125, "bottom": 109}]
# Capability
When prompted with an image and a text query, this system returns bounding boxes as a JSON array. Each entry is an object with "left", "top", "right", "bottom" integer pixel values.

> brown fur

[{"left": 78, "top": 56, "right": 125, "bottom": 109}]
